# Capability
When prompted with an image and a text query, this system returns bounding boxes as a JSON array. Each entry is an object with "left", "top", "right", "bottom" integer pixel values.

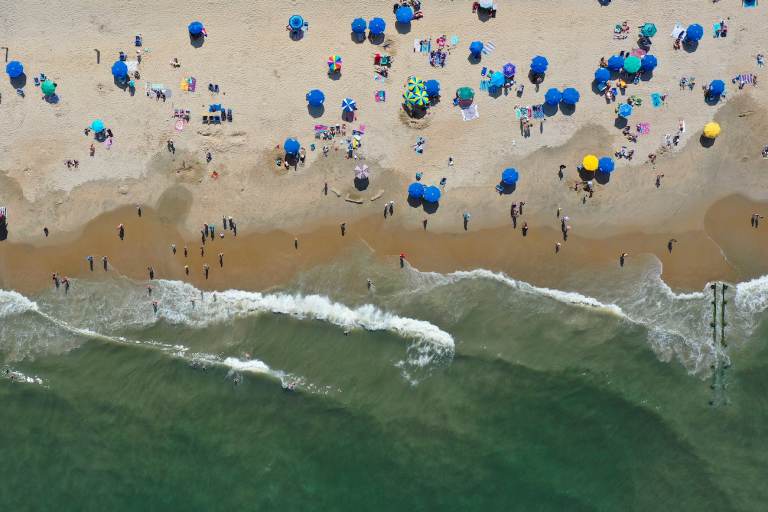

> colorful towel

[
  {"left": 374, "top": 91, "right": 385, "bottom": 102},
  {"left": 450, "top": 35, "right": 459, "bottom": 45},
  {"left": 630, "top": 48, "right": 646, "bottom": 57},
  {"left": 736, "top": 73, "right": 755, "bottom": 84},
  {"left": 461, "top": 104, "right": 479, "bottom": 121},
  {"left": 743, "top": 0, "right": 757, "bottom": 7},
  {"left": 479, "top": 79, "right": 490, "bottom": 91},
  {"left": 374, "top": 73, "right": 386, "bottom": 82},
  {"left": 188, "top": 77, "right": 196, "bottom": 92},
  {"left": 671, "top": 23, "right": 684, "bottom": 38},
  {"left": 650, "top": 93, "right": 663, "bottom": 107},
  {"left": 532, "top": 104, "right": 544, "bottom": 119},
  {"left": 637, "top": 122, "right": 650, "bottom": 134},
  {"left": 481, "top": 41, "right": 496, "bottom": 55}
]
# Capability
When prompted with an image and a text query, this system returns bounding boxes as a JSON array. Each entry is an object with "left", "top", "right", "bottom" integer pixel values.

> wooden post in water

[{"left": 720, "top": 284, "right": 728, "bottom": 348}]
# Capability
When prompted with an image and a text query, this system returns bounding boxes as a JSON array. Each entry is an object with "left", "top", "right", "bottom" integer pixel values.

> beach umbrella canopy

[
  {"left": 396, "top": 6, "right": 414, "bottom": 23},
  {"left": 469, "top": 41, "right": 484, "bottom": 56},
  {"left": 111, "top": 60, "right": 128, "bottom": 79},
  {"left": 561, "top": 87, "right": 580, "bottom": 105},
  {"left": 623, "top": 55, "right": 641, "bottom": 74},
  {"left": 501, "top": 168, "right": 519, "bottom": 185},
  {"left": 594, "top": 67, "right": 611, "bottom": 82},
  {"left": 456, "top": 87, "right": 475, "bottom": 101},
  {"left": 91, "top": 119, "right": 105, "bottom": 133},
  {"left": 306, "top": 89, "right": 325, "bottom": 106},
  {"left": 408, "top": 182, "right": 425, "bottom": 198},
  {"left": 607, "top": 55, "right": 624, "bottom": 71},
  {"left": 283, "top": 138, "right": 300, "bottom": 155},
  {"left": 355, "top": 164, "right": 370, "bottom": 179},
  {"left": 188, "top": 21, "right": 204, "bottom": 35},
  {"left": 479, "top": 0, "right": 494, "bottom": 7},
  {"left": 41, "top": 79, "right": 56, "bottom": 96},
  {"left": 582, "top": 155, "right": 599, "bottom": 172},
  {"left": 640, "top": 23, "right": 657, "bottom": 37},
  {"left": 351, "top": 18, "right": 367, "bottom": 34},
  {"left": 617, "top": 103, "right": 633, "bottom": 117},
  {"left": 502, "top": 63, "right": 516, "bottom": 78},
  {"left": 369, "top": 17, "right": 386, "bottom": 35},
  {"left": 685, "top": 23, "right": 704, "bottom": 42},
  {"left": 703, "top": 122, "right": 721, "bottom": 139},
  {"left": 410, "top": 88, "right": 429, "bottom": 107},
  {"left": 709, "top": 79, "right": 725, "bottom": 96},
  {"left": 424, "top": 79, "right": 440, "bottom": 96},
  {"left": 423, "top": 185, "right": 441, "bottom": 203},
  {"left": 640, "top": 54, "right": 658, "bottom": 72},
  {"left": 5, "top": 60, "right": 23, "bottom": 78},
  {"left": 598, "top": 157, "right": 615, "bottom": 173},
  {"left": 530, "top": 56, "right": 548, "bottom": 74},
  {"left": 403, "top": 90, "right": 417, "bottom": 104},
  {"left": 328, "top": 55, "right": 342, "bottom": 72},
  {"left": 490, "top": 71, "right": 505, "bottom": 88},
  {"left": 288, "top": 15, "right": 304, "bottom": 30},
  {"left": 544, "top": 88, "right": 562, "bottom": 105},
  {"left": 406, "top": 76, "right": 425, "bottom": 92},
  {"left": 341, "top": 97, "right": 357, "bottom": 112}
]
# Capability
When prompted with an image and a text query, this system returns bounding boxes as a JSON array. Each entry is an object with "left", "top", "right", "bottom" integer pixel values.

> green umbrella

[
  {"left": 456, "top": 87, "right": 475, "bottom": 100},
  {"left": 403, "top": 90, "right": 417, "bottom": 104},
  {"left": 406, "top": 76, "right": 424, "bottom": 92},
  {"left": 411, "top": 87, "right": 429, "bottom": 107},
  {"left": 41, "top": 79, "right": 56, "bottom": 96},
  {"left": 640, "top": 23, "right": 657, "bottom": 38},
  {"left": 623, "top": 56, "right": 641, "bottom": 74}
]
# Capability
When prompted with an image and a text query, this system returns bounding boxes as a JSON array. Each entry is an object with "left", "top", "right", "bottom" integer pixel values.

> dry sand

[{"left": 1, "top": 0, "right": 768, "bottom": 292}]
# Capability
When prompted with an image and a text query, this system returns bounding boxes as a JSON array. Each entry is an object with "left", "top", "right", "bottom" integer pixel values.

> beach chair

[
  {"left": 495, "top": 184, "right": 504, "bottom": 194},
  {"left": 135, "top": 35, "right": 143, "bottom": 47},
  {"left": 597, "top": 81, "right": 608, "bottom": 93},
  {"left": 202, "top": 115, "right": 209, "bottom": 124},
  {"left": 212, "top": 115, "right": 221, "bottom": 124},
  {"left": 227, "top": 109, "right": 232, "bottom": 121},
  {"left": 481, "top": 67, "right": 487, "bottom": 76},
  {"left": 34, "top": 77, "right": 40, "bottom": 86}
]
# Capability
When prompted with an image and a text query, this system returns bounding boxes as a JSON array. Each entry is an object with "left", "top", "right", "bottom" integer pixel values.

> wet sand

[{"left": 1, "top": 193, "right": 767, "bottom": 297}]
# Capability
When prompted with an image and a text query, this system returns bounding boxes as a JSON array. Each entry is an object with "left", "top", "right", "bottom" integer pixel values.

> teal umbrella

[{"left": 640, "top": 23, "right": 657, "bottom": 38}]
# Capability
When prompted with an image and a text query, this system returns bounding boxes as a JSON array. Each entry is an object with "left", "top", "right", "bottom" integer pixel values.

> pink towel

[{"left": 637, "top": 122, "right": 650, "bottom": 135}]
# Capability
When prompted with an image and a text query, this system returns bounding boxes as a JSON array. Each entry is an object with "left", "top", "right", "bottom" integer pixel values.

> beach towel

[
  {"left": 637, "top": 122, "right": 650, "bottom": 134},
  {"left": 671, "top": 23, "right": 684, "bottom": 39},
  {"left": 413, "top": 39, "right": 420, "bottom": 52},
  {"left": 479, "top": 79, "right": 490, "bottom": 91},
  {"left": 374, "top": 73, "right": 386, "bottom": 82},
  {"left": 188, "top": 77, "right": 196, "bottom": 92},
  {"left": 650, "top": 93, "right": 663, "bottom": 107},
  {"left": 180, "top": 80, "right": 189, "bottom": 92},
  {"left": 481, "top": 41, "right": 496, "bottom": 55},
  {"left": 743, "top": 0, "right": 757, "bottom": 7},
  {"left": 358, "top": 124, "right": 366, "bottom": 133},
  {"left": 461, "top": 104, "right": 479, "bottom": 121},
  {"left": 375, "top": 90, "right": 385, "bottom": 102},
  {"left": 736, "top": 73, "right": 755, "bottom": 85},
  {"left": 630, "top": 48, "right": 647, "bottom": 57},
  {"left": 450, "top": 35, "right": 459, "bottom": 45},
  {"left": 532, "top": 104, "right": 544, "bottom": 119}
]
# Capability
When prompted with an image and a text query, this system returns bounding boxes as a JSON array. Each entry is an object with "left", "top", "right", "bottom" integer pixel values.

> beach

[{"left": 2, "top": 0, "right": 768, "bottom": 509}]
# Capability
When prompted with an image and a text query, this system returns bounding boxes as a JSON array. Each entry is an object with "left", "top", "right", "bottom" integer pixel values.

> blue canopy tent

[
  {"left": 501, "top": 168, "right": 519, "bottom": 185},
  {"left": 685, "top": 23, "right": 704, "bottom": 42},
  {"left": 544, "top": 88, "right": 562, "bottom": 105},
  {"left": 489, "top": 71, "right": 505, "bottom": 88},
  {"left": 530, "top": 56, "right": 548, "bottom": 74},
  {"left": 288, "top": 15, "right": 304, "bottom": 30},
  {"left": 91, "top": 119, "right": 105, "bottom": 133},
  {"left": 111, "top": 61, "right": 128, "bottom": 79},
  {"left": 351, "top": 18, "right": 367, "bottom": 34},
  {"left": 306, "top": 89, "right": 325, "bottom": 106},
  {"left": 561, "top": 88, "right": 580, "bottom": 105},
  {"left": 640, "top": 54, "right": 658, "bottom": 72},
  {"left": 594, "top": 67, "right": 610, "bottom": 83},
  {"left": 709, "top": 79, "right": 725, "bottom": 96},
  {"left": 617, "top": 103, "right": 633, "bottom": 117},
  {"left": 424, "top": 79, "right": 440, "bottom": 97},
  {"left": 408, "top": 182, "right": 425, "bottom": 198},
  {"left": 469, "top": 41, "right": 484, "bottom": 57},
  {"left": 395, "top": 6, "right": 414, "bottom": 23},
  {"left": 598, "top": 157, "right": 615, "bottom": 173},
  {"left": 5, "top": 60, "right": 23, "bottom": 78},
  {"left": 423, "top": 185, "right": 441, "bottom": 203},
  {"left": 369, "top": 17, "right": 386, "bottom": 35},
  {"left": 607, "top": 55, "right": 624, "bottom": 71},
  {"left": 188, "top": 21, "right": 204, "bottom": 35},
  {"left": 284, "top": 138, "right": 300, "bottom": 155},
  {"left": 341, "top": 97, "right": 357, "bottom": 112}
]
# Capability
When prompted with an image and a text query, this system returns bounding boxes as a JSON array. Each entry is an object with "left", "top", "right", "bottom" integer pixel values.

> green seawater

[{"left": 2, "top": 253, "right": 767, "bottom": 511}]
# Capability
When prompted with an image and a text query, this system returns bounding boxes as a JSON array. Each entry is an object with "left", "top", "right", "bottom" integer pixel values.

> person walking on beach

[
  {"left": 117, "top": 224, "right": 125, "bottom": 240},
  {"left": 619, "top": 253, "right": 628, "bottom": 267},
  {"left": 102, "top": 256, "right": 108, "bottom": 271},
  {"left": 63, "top": 277, "right": 70, "bottom": 295},
  {"left": 136, "top": 205, "right": 142, "bottom": 217},
  {"left": 557, "top": 207, "right": 562, "bottom": 218},
  {"left": 558, "top": 164, "right": 566, "bottom": 180},
  {"left": 152, "top": 301, "right": 158, "bottom": 314},
  {"left": 340, "top": 222, "right": 347, "bottom": 236},
  {"left": 294, "top": 238, "right": 299, "bottom": 249},
  {"left": 184, "top": 246, "right": 188, "bottom": 257},
  {"left": 555, "top": 242, "right": 561, "bottom": 253},
  {"left": 522, "top": 222, "right": 529, "bottom": 237},
  {"left": 423, "top": 218, "right": 428, "bottom": 230},
  {"left": 203, "top": 264, "right": 210, "bottom": 280},
  {"left": 52, "top": 273, "right": 60, "bottom": 289},
  {"left": 519, "top": 201, "right": 526, "bottom": 215},
  {"left": 388, "top": 201, "right": 395, "bottom": 216},
  {"left": 147, "top": 266, "right": 155, "bottom": 280},
  {"left": 667, "top": 239, "right": 678, "bottom": 253},
  {"left": 184, "top": 265, "right": 189, "bottom": 275},
  {"left": 751, "top": 213, "right": 763, "bottom": 228},
  {"left": 200, "top": 245, "right": 205, "bottom": 257},
  {"left": 218, "top": 252, "right": 224, "bottom": 268},
  {"left": 399, "top": 253, "right": 406, "bottom": 268},
  {"left": 43, "top": 227, "right": 49, "bottom": 237},
  {"left": 86, "top": 255, "right": 94, "bottom": 271},
  {"left": 463, "top": 212, "right": 471, "bottom": 231},
  {"left": 655, "top": 174, "right": 665, "bottom": 188},
  {"left": 147, "top": 285, "right": 152, "bottom": 296},
  {"left": 171, "top": 244, "right": 177, "bottom": 255}
]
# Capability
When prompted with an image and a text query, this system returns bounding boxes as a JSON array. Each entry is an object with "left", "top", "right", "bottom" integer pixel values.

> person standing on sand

[
  {"left": 519, "top": 202, "right": 526, "bottom": 215},
  {"left": 389, "top": 201, "right": 395, "bottom": 216},
  {"left": 555, "top": 242, "right": 561, "bottom": 253},
  {"left": 620, "top": 253, "right": 628, "bottom": 267},
  {"left": 522, "top": 222, "right": 529, "bottom": 237},
  {"left": 667, "top": 239, "right": 678, "bottom": 253},
  {"left": 557, "top": 207, "right": 562, "bottom": 218},
  {"left": 117, "top": 224, "right": 125, "bottom": 240},
  {"left": 102, "top": 256, "right": 108, "bottom": 271},
  {"left": 86, "top": 255, "right": 94, "bottom": 271},
  {"left": 655, "top": 174, "right": 665, "bottom": 188},
  {"left": 184, "top": 246, "right": 188, "bottom": 257},
  {"left": 423, "top": 218, "right": 428, "bottom": 230},
  {"left": 90, "top": 144, "right": 95, "bottom": 157},
  {"left": 324, "top": 182, "right": 328, "bottom": 196},
  {"left": 200, "top": 245, "right": 205, "bottom": 257},
  {"left": 148, "top": 266, "right": 155, "bottom": 280},
  {"left": 218, "top": 252, "right": 224, "bottom": 268},
  {"left": 340, "top": 223, "right": 347, "bottom": 236},
  {"left": 203, "top": 264, "right": 210, "bottom": 280},
  {"left": 171, "top": 244, "right": 176, "bottom": 255},
  {"left": 43, "top": 227, "right": 49, "bottom": 237},
  {"left": 184, "top": 265, "right": 189, "bottom": 275},
  {"left": 294, "top": 238, "right": 299, "bottom": 249},
  {"left": 558, "top": 164, "right": 566, "bottom": 180},
  {"left": 136, "top": 205, "right": 142, "bottom": 217},
  {"left": 463, "top": 212, "right": 471, "bottom": 231}
]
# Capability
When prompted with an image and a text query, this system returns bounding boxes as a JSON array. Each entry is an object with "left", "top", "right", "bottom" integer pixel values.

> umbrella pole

[
  {"left": 1, "top": 47, "right": 7, "bottom": 63},
  {"left": 94, "top": 48, "right": 100, "bottom": 64}
]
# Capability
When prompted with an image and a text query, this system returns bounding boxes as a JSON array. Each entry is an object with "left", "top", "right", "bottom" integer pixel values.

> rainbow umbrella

[
  {"left": 328, "top": 55, "right": 342, "bottom": 73},
  {"left": 582, "top": 155, "right": 599, "bottom": 172},
  {"left": 406, "top": 76, "right": 425, "bottom": 92}
]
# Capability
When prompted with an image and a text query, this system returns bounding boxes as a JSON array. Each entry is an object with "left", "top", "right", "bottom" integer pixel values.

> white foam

[
  {"left": 735, "top": 274, "right": 768, "bottom": 317},
  {"left": 0, "top": 289, "right": 40, "bottom": 318},
  {"left": 2, "top": 368, "right": 45, "bottom": 386}
]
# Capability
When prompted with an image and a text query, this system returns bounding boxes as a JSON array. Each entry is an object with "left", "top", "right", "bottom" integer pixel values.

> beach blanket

[
  {"left": 461, "top": 104, "right": 479, "bottom": 121},
  {"left": 671, "top": 23, "right": 684, "bottom": 39},
  {"left": 450, "top": 35, "right": 459, "bottom": 45},
  {"left": 630, "top": 48, "right": 647, "bottom": 57},
  {"left": 532, "top": 104, "right": 544, "bottom": 119},
  {"left": 479, "top": 79, "right": 490, "bottom": 91},
  {"left": 374, "top": 73, "right": 386, "bottom": 82},
  {"left": 374, "top": 90, "right": 386, "bottom": 102},
  {"left": 515, "top": 106, "right": 532, "bottom": 119},
  {"left": 735, "top": 73, "right": 756, "bottom": 85},
  {"left": 743, "top": 0, "right": 757, "bottom": 7},
  {"left": 637, "top": 122, "right": 650, "bottom": 134},
  {"left": 650, "top": 93, "right": 664, "bottom": 107},
  {"left": 481, "top": 41, "right": 496, "bottom": 55}
]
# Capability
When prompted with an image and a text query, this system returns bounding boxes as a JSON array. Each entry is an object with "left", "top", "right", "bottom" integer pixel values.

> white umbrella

[
  {"left": 479, "top": 0, "right": 494, "bottom": 8},
  {"left": 355, "top": 164, "right": 369, "bottom": 179}
]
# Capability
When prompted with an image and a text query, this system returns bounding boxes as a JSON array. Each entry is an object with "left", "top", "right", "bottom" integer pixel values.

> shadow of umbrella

[
  {"left": 189, "top": 34, "right": 205, "bottom": 48},
  {"left": 354, "top": 177, "right": 369, "bottom": 191},
  {"left": 423, "top": 201, "right": 439, "bottom": 214},
  {"left": 700, "top": 134, "right": 716, "bottom": 148},
  {"left": 10, "top": 73, "right": 26, "bottom": 89},
  {"left": 407, "top": 196, "right": 423, "bottom": 208},
  {"left": 307, "top": 104, "right": 325, "bottom": 118}
]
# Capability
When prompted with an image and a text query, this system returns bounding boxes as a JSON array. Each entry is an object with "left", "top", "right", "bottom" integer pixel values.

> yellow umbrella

[
  {"left": 582, "top": 154, "right": 599, "bottom": 172},
  {"left": 703, "top": 122, "right": 721, "bottom": 139}
]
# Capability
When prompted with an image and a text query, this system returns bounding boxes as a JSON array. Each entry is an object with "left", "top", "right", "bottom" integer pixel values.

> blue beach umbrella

[
  {"left": 396, "top": 6, "right": 414, "bottom": 23},
  {"left": 490, "top": 71, "right": 505, "bottom": 88},
  {"left": 561, "top": 87, "right": 580, "bottom": 105},
  {"left": 617, "top": 103, "right": 633, "bottom": 117},
  {"left": 503, "top": 63, "right": 516, "bottom": 78},
  {"left": 709, "top": 79, "right": 725, "bottom": 96},
  {"left": 685, "top": 23, "right": 704, "bottom": 42},
  {"left": 598, "top": 157, "right": 615, "bottom": 173},
  {"left": 111, "top": 60, "right": 128, "bottom": 79},
  {"left": 530, "top": 56, "right": 548, "bottom": 74},
  {"left": 351, "top": 18, "right": 367, "bottom": 34},
  {"left": 594, "top": 67, "right": 610, "bottom": 83},
  {"left": 469, "top": 41, "right": 484, "bottom": 57},
  {"left": 408, "top": 182, "right": 425, "bottom": 198},
  {"left": 5, "top": 60, "right": 23, "bottom": 78},
  {"left": 501, "top": 168, "right": 519, "bottom": 185},
  {"left": 423, "top": 185, "right": 441, "bottom": 203},
  {"left": 641, "top": 54, "right": 658, "bottom": 72},
  {"left": 424, "top": 79, "right": 440, "bottom": 97},
  {"left": 369, "top": 17, "right": 386, "bottom": 35},
  {"left": 341, "top": 97, "right": 357, "bottom": 112},
  {"left": 283, "top": 138, "right": 300, "bottom": 155},
  {"left": 544, "top": 88, "right": 562, "bottom": 105},
  {"left": 91, "top": 119, "right": 105, "bottom": 133},
  {"left": 607, "top": 55, "right": 624, "bottom": 71},
  {"left": 306, "top": 89, "right": 325, "bottom": 106},
  {"left": 288, "top": 15, "right": 304, "bottom": 30},
  {"left": 188, "top": 21, "right": 204, "bottom": 35}
]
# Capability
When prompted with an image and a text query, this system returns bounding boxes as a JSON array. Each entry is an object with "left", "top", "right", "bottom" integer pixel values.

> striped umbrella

[
  {"left": 403, "top": 90, "right": 417, "bottom": 104},
  {"left": 410, "top": 87, "right": 429, "bottom": 107},
  {"left": 406, "top": 76, "right": 424, "bottom": 92},
  {"left": 341, "top": 98, "right": 357, "bottom": 112}
]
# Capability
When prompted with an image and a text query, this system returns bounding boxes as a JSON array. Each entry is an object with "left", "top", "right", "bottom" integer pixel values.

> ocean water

[{"left": 2, "top": 251, "right": 768, "bottom": 511}]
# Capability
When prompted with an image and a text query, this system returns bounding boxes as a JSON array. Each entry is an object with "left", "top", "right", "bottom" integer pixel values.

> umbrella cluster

[
  {"left": 403, "top": 76, "right": 430, "bottom": 108},
  {"left": 544, "top": 88, "right": 579, "bottom": 106}
]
